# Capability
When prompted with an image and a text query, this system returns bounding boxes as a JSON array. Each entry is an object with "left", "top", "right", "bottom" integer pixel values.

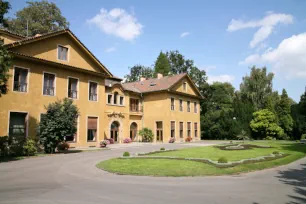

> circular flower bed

[{"left": 216, "top": 144, "right": 271, "bottom": 151}]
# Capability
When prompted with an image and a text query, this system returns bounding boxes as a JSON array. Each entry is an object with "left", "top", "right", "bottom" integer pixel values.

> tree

[
  {"left": 236, "top": 130, "right": 250, "bottom": 143},
  {"left": 154, "top": 51, "right": 170, "bottom": 76},
  {"left": 240, "top": 67, "right": 274, "bottom": 110},
  {"left": 124, "top": 65, "right": 154, "bottom": 82},
  {"left": 39, "top": 98, "right": 79, "bottom": 153},
  {"left": 0, "top": 0, "right": 12, "bottom": 96},
  {"left": 292, "top": 87, "right": 306, "bottom": 139},
  {"left": 0, "top": 0, "right": 10, "bottom": 28},
  {"left": 277, "top": 89, "right": 293, "bottom": 136},
  {"left": 7, "top": 1, "right": 69, "bottom": 36},
  {"left": 250, "top": 109, "right": 284, "bottom": 139}
]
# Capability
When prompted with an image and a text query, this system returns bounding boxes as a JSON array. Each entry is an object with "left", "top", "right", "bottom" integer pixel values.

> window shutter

[{"left": 87, "top": 117, "right": 97, "bottom": 129}]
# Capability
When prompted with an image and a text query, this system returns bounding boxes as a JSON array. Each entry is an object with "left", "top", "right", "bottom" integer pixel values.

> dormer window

[{"left": 58, "top": 45, "right": 68, "bottom": 61}]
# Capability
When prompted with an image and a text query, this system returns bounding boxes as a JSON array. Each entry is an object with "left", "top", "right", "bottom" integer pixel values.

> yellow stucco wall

[
  {"left": 11, "top": 33, "right": 104, "bottom": 74},
  {"left": 172, "top": 78, "right": 198, "bottom": 96},
  {"left": 0, "top": 33, "right": 23, "bottom": 44},
  {"left": 0, "top": 58, "right": 106, "bottom": 148}
]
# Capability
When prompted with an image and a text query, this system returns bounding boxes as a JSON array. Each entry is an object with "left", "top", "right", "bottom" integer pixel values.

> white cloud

[
  {"left": 105, "top": 47, "right": 116, "bottom": 52},
  {"left": 240, "top": 32, "right": 306, "bottom": 79},
  {"left": 207, "top": 75, "right": 235, "bottom": 84},
  {"left": 87, "top": 8, "right": 143, "bottom": 41},
  {"left": 180, "top": 32, "right": 190, "bottom": 38},
  {"left": 227, "top": 12, "right": 293, "bottom": 48}
]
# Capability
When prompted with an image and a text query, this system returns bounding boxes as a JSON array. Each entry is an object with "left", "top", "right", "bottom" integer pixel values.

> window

[
  {"left": 58, "top": 45, "right": 68, "bottom": 61},
  {"left": 156, "top": 122, "right": 163, "bottom": 142},
  {"left": 120, "top": 96, "right": 124, "bottom": 105},
  {"left": 13, "top": 67, "right": 28, "bottom": 92},
  {"left": 87, "top": 117, "right": 98, "bottom": 141},
  {"left": 114, "top": 92, "right": 118, "bottom": 104},
  {"left": 43, "top": 73, "right": 55, "bottom": 96},
  {"left": 187, "top": 122, "right": 191, "bottom": 137},
  {"left": 130, "top": 98, "right": 140, "bottom": 112},
  {"left": 187, "top": 101, "right": 191, "bottom": 112},
  {"left": 171, "top": 97, "right": 175, "bottom": 110},
  {"left": 179, "top": 99, "right": 183, "bottom": 111},
  {"left": 89, "top": 82, "right": 98, "bottom": 101},
  {"left": 194, "top": 102, "right": 198, "bottom": 113},
  {"left": 66, "top": 116, "right": 78, "bottom": 142},
  {"left": 183, "top": 82, "right": 187, "bottom": 91},
  {"left": 68, "top": 77, "right": 78, "bottom": 99},
  {"left": 194, "top": 122, "right": 198, "bottom": 138},
  {"left": 9, "top": 112, "right": 27, "bottom": 137},
  {"left": 107, "top": 94, "right": 113, "bottom": 104},
  {"left": 171, "top": 121, "right": 175, "bottom": 138},
  {"left": 179, "top": 122, "right": 183, "bottom": 138}
]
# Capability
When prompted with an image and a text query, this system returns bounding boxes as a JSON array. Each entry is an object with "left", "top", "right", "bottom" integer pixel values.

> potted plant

[{"left": 100, "top": 140, "right": 108, "bottom": 148}]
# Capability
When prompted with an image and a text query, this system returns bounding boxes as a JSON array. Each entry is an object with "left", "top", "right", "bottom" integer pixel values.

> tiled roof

[
  {"left": 122, "top": 73, "right": 187, "bottom": 93},
  {"left": 5, "top": 29, "right": 113, "bottom": 77},
  {"left": 0, "top": 29, "right": 26, "bottom": 39}
]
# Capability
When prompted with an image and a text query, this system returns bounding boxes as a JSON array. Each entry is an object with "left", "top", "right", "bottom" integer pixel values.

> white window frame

[
  {"left": 67, "top": 76, "right": 79, "bottom": 100},
  {"left": 107, "top": 94, "right": 113, "bottom": 105},
  {"left": 57, "top": 44, "right": 69, "bottom": 62},
  {"left": 86, "top": 115, "right": 99, "bottom": 142},
  {"left": 88, "top": 80, "right": 99, "bottom": 102},
  {"left": 119, "top": 95, "right": 125, "bottom": 106},
  {"left": 42, "top": 71, "right": 56, "bottom": 97},
  {"left": 179, "top": 99, "right": 183, "bottom": 112},
  {"left": 170, "top": 97, "right": 175, "bottom": 111},
  {"left": 170, "top": 120, "right": 176, "bottom": 139},
  {"left": 7, "top": 110, "right": 29, "bottom": 137},
  {"left": 12, "top": 66, "right": 30, "bottom": 94}
]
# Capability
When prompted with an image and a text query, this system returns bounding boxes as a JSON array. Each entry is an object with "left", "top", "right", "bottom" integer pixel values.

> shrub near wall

[{"left": 139, "top": 128, "right": 154, "bottom": 142}]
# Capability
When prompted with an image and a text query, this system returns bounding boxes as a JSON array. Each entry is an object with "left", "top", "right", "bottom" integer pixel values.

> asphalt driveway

[{"left": 0, "top": 142, "right": 305, "bottom": 204}]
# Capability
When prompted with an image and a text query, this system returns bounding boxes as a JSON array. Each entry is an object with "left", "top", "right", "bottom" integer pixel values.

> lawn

[{"left": 97, "top": 141, "right": 306, "bottom": 177}]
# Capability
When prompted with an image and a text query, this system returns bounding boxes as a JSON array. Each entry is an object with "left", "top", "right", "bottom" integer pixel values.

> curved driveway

[{"left": 0, "top": 142, "right": 305, "bottom": 204}]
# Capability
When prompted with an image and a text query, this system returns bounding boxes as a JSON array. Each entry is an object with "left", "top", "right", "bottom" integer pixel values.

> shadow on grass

[
  {"left": 0, "top": 156, "right": 24, "bottom": 163},
  {"left": 277, "top": 163, "right": 306, "bottom": 204},
  {"left": 279, "top": 143, "right": 306, "bottom": 154}
]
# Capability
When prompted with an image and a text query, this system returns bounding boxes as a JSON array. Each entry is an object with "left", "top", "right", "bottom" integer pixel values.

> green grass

[{"left": 97, "top": 141, "right": 306, "bottom": 177}]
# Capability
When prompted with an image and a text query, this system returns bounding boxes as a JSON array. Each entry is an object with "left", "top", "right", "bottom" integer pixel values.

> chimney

[
  {"left": 140, "top": 77, "right": 146, "bottom": 81},
  {"left": 34, "top": 34, "right": 42, "bottom": 37},
  {"left": 157, "top": 73, "right": 163, "bottom": 79}
]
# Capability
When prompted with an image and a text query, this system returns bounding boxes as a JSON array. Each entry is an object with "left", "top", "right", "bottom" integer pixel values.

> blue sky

[{"left": 8, "top": 0, "right": 306, "bottom": 102}]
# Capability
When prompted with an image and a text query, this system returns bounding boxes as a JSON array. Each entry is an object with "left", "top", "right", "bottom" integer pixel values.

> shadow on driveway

[{"left": 277, "top": 163, "right": 306, "bottom": 204}]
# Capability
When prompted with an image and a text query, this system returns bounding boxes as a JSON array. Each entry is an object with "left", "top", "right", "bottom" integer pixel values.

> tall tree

[
  {"left": 166, "top": 50, "right": 194, "bottom": 74},
  {"left": 0, "top": 0, "right": 10, "bottom": 27},
  {"left": 0, "top": 0, "right": 12, "bottom": 96},
  {"left": 154, "top": 51, "right": 170, "bottom": 76},
  {"left": 292, "top": 87, "right": 306, "bottom": 139},
  {"left": 8, "top": 1, "right": 69, "bottom": 36},
  {"left": 240, "top": 67, "right": 274, "bottom": 110},
  {"left": 277, "top": 89, "right": 293, "bottom": 136},
  {"left": 124, "top": 65, "right": 154, "bottom": 82}
]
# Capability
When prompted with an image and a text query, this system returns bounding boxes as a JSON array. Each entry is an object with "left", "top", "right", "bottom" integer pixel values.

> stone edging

[{"left": 120, "top": 149, "right": 288, "bottom": 168}]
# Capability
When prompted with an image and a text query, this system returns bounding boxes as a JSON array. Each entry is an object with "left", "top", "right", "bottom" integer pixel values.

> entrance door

[
  {"left": 130, "top": 122, "right": 138, "bottom": 141},
  {"left": 110, "top": 121, "right": 119, "bottom": 142},
  {"left": 156, "top": 122, "right": 163, "bottom": 142}
]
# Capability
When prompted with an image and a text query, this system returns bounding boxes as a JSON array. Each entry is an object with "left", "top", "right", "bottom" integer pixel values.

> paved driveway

[{"left": 0, "top": 142, "right": 305, "bottom": 204}]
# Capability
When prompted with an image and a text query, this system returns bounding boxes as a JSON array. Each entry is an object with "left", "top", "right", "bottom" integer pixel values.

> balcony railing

[
  {"left": 171, "top": 105, "right": 174, "bottom": 110},
  {"left": 89, "top": 93, "right": 97, "bottom": 101},
  {"left": 68, "top": 89, "right": 78, "bottom": 99},
  {"left": 130, "top": 106, "right": 143, "bottom": 112},
  {"left": 13, "top": 82, "right": 27, "bottom": 92},
  {"left": 43, "top": 87, "right": 55, "bottom": 96}
]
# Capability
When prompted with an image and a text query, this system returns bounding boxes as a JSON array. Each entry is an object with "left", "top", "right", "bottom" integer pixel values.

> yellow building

[{"left": 0, "top": 29, "right": 202, "bottom": 148}]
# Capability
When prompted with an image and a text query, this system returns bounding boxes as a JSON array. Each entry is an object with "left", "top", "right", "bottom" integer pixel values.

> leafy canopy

[
  {"left": 8, "top": 0, "right": 69, "bottom": 36},
  {"left": 154, "top": 51, "right": 170, "bottom": 76},
  {"left": 39, "top": 98, "right": 79, "bottom": 153},
  {"left": 124, "top": 65, "right": 154, "bottom": 82}
]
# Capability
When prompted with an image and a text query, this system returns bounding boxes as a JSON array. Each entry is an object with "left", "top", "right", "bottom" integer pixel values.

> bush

[
  {"left": 160, "top": 147, "right": 165, "bottom": 151},
  {"left": 185, "top": 136, "right": 192, "bottom": 142},
  {"left": 107, "top": 138, "right": 114, "bottom": 144},
  {"left": 139, "top": 128, "right": 154, "bottom": 142},
  {"left": 57, "top": 142, "right": 70, "bottom": 151},
  {"left": 301, "top": 134, "right": 306, "bottom": 140},
  {"left": 272, "top": 151, "right": 279, "bottom": 155},
  {"left": 0, "top": 136, "right": 9, "bottom": 157},
  {"left": 23, "top": 139, "right": 37, "bottom": 156},
  {"left": 100, "top": 140, "right": 108, "bottom": 147},
  {"left": 39, "top": 98, "right": 79, "bottom": 153},
  {"left": 264, "top": 136, "right": 276, "bottom": 140},
  {"left": 218, "top": 157, "right": 228, "bottom": 163},
  {"left": 9, "top": 136, "right": 25, "bottom": 156},
  {"left": 123, "top": 152, "right": 130, "bottom": 157},
  {"left": 169, "top": 137, "right": 175, "bottom": 143},
  {"left": 123, "top": 138, "right": 132, "bottom": 143}
]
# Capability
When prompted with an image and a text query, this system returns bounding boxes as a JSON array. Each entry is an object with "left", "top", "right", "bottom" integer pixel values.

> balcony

[
  {"left": 13, "top": 82, "right": 27, "bottom": 92},
  {"left": 129, "top": 106, "right": 143, "bottom": 116}
]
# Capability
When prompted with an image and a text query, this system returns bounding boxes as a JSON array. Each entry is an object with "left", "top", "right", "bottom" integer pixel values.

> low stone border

[
  {"left": 215, "top": 144, "right": 271, "bottom": 151},
  {"left": 135, "top": 149, "right": 177, "bottom": 156},
  {"left": 120, "top": 150, "right": 288, "bottom": 168}
]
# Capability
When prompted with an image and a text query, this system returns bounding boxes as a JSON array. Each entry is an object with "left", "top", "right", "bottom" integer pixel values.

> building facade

[{"left": 0, "top": 29, "right": 202, "bottom": 148}]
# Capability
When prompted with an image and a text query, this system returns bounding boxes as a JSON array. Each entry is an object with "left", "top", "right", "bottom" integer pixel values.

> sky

[{"left": 8, "top": 0, "right": 306, "bottom": 102}]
